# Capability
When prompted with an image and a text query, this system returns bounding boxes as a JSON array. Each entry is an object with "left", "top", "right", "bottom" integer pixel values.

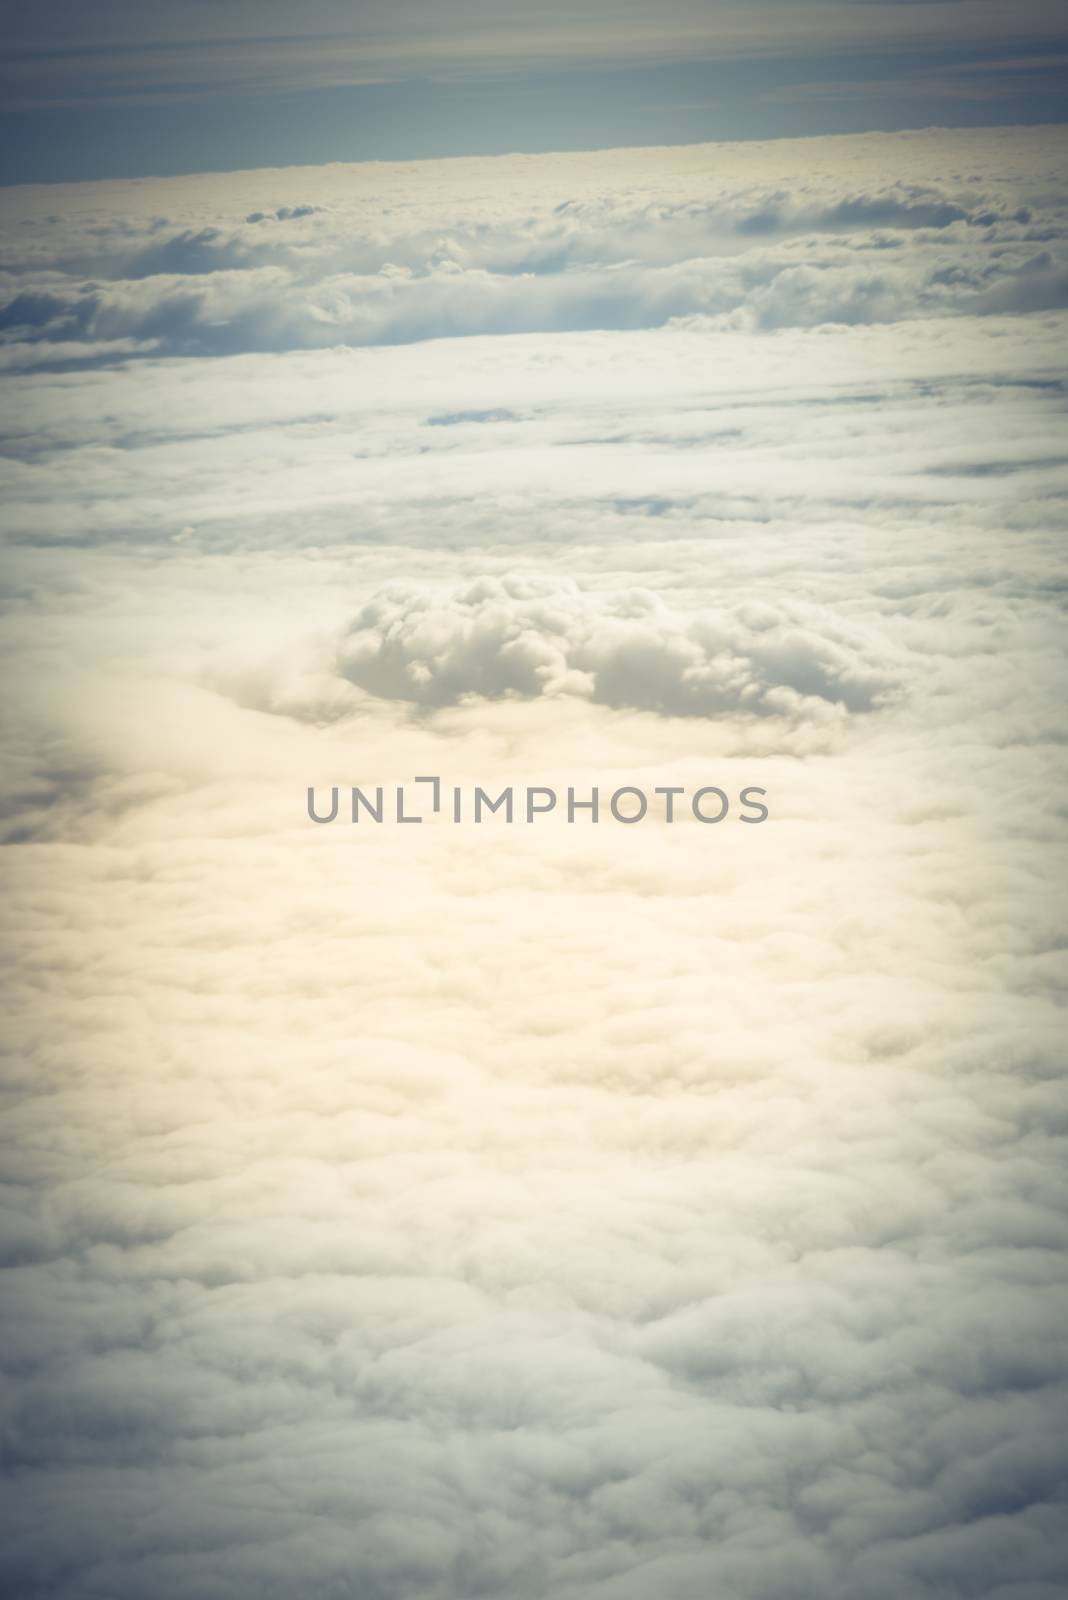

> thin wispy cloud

[{"left": 3, "top": 2, "right": 1067, "bottom": 182}]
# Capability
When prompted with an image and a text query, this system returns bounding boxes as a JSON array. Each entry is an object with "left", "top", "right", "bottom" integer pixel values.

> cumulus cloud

[
  {"left": 1, "top": 127, "right": 1067, "bottom": 1600},
  {"left": 334, "top": 576, "right": 901, "bottom": 719}
]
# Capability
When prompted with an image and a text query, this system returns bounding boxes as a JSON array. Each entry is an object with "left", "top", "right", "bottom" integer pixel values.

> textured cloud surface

[
  {"left": 334, "top": 578, "right": 902, "bottom": 717},
  {"left": 3, "top": 127, "right": 1068, "bottom": 367},
  {"left": 1, "top": 129, "right": 1067, "bottom": 1599}
]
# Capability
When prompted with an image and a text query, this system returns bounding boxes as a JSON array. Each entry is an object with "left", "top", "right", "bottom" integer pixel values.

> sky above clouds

[
  {"left": 2, "top": 120, "right": 1067, "bottom": 1597},
  {"left": 1, "top": 1, "right": 1068, "bottom": 181}
]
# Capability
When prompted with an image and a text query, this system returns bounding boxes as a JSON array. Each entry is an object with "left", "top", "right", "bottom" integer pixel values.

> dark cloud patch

[
  {"left": 247, "top": 206, "right": 326, "bottom": 224},
  {"left": 126, "top": 227, "right": 258, "bottom": 279},
  {"left": 735, "top": 188, "right": 1000, "bottom": 235},
  {"left": 426, "top": 407, "right": 520, "bottom": 426}
]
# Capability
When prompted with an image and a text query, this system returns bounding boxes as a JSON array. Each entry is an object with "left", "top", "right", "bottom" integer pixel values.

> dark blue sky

[{"left": 1, "top": 0, "right": 1067, "bottom": 184}]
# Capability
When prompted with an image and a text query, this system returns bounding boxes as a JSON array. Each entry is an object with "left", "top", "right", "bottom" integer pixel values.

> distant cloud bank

[{"left": 3, "top": 130, "right": 1067, "bottom": 367}]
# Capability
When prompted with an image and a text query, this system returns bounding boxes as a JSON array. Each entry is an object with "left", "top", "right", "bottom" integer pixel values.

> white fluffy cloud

[
  {"left": 333, "top": 576, "right": 902, "bottom": 718},
  {"left": 1, "top": 128, "right": 1067, "bottom": 1600}
]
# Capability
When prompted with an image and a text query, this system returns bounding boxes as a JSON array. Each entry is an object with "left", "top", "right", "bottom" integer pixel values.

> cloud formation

[
  {"left": 2, "top": 128, "right": 1067, "bottom": 367},
  {"left": 335, "top": 576, "right": 901, "bottom": 718}
]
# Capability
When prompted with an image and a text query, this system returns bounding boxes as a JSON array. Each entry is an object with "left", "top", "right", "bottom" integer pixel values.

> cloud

[
  {"left": 333, "top": 577, "right": 902, "bottom": 719},
  {"left": 2, "top": 128, "right": 1066, "bottom": 366},
  {"left": 0, "top": 126, "right": 1067, "bottom": 1600},
  {"left": 5, "top": 2, "right": 1067, "bottom": 112},
  {"left": 12, "top": 238, "right": 1068, "bottom": 364}
]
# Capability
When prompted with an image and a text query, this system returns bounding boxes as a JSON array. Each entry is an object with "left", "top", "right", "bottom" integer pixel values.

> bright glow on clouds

[{"left": 1, "top": 128, "right": 1067, "bottom": 1599}]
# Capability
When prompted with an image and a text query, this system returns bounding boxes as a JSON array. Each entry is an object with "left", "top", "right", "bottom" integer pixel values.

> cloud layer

[
  {"left": 6, "top": 2, "right": 1067, "bottom": 110},
  {"left": 1, "top": 128, "right": 1067, "bottom": 1600},
  {"left": 3, "top": 128, "right": 1068, "bottom": 367}
]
